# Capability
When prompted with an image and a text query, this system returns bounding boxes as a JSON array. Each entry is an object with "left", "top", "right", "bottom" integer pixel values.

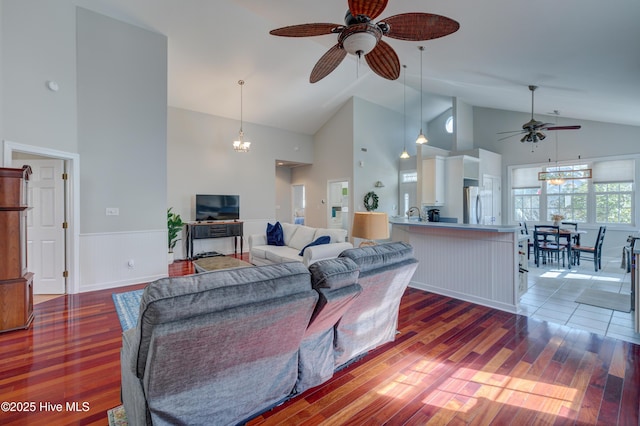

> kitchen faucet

[{"left": 406, "top": 206, "right": 423, "bottom": 221}]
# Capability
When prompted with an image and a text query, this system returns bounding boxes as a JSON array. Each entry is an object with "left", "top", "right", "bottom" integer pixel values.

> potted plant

[{"left": 167, "top": 208, "right": 184, "bottom": 264}]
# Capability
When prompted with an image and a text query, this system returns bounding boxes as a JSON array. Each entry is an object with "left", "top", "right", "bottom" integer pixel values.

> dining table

[{"left": 533, "top": 226, "right": 587, "bottom": 266}]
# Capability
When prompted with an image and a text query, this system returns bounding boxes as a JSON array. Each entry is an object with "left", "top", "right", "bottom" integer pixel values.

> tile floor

[{"left": 518, "top": 253, "right": 640, "bottom": 345}]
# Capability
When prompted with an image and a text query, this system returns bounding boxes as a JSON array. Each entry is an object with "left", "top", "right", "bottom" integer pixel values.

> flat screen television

[{"left": 195, "top": 194, "right": 240, "bottom": 221}]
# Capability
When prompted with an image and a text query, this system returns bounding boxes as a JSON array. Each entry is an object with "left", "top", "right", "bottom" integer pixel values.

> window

[
  {"left": 445, "top": 116, "right": 453, "bottom": 134},
  {"left": 546, "top": 164, "right": 589, "bottom": 222},
  {"left": 593, "top": 159, "right": 634, "bottom": 224},
  {"left": 401, "top": 171, "right": 417, "bottom": 183},
  {"left": 514, "top": 188, "right": 540, "bottom": 221},
  {"left": 512, "top": 166, "right": 541, "bottom": 222},
  {"left": 510, "top": 158, "right": 635, "bottom": 227}
]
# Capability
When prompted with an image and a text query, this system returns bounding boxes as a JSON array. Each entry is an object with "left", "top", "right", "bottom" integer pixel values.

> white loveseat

[{"left": 249, "top": 222, "right": 353, "bottom": 267}]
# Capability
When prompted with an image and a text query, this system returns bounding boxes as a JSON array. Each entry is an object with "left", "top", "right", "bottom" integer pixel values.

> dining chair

[
  {"left": 534, "top": 225, "right": 568, "bottom": 267},
  {"left": 573, "top": 226, "right": 607, "bottom": 271},
  {"left": 561, "top": 221, "right": 581, "bottom": 245},
  {"left": 520, "top": 222, "right": 534, "bottom": 259}
]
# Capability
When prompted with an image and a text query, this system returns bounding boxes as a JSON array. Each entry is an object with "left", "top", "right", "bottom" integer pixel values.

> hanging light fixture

[
  {"left": 415, "top": 46, "right": 428, "bottom": 145},
  {"left": 233, "top": 80, "right": 251, "bottom": 152},
  {"left": 548, "top": 112, "right": 565, "bottom": 185},
  {"left": 400, "top": 65, "right": 410, "bottom": 159}
]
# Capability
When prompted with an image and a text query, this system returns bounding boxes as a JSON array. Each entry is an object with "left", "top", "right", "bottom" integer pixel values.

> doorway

[
  {"left": 327, "top": 180, "right": 349, "bottom": 233},
  {"left": 12, "top": 157, "right": 66, "bottom": 294},
  {"left": 291, "top": 184, "right": 305, "bottom": 225},
  {"left": 3, "top": 141, "right": 79, "bottom": 294}
]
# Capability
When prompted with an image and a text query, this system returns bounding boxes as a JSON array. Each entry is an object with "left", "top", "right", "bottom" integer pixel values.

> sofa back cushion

[
  {"left": 334, "top": 242, "right": 419, "bottom": 366},
  {"left": 131, "top": 262, "right": 314, "bottom": 378},
  {"left": 314, "top": 228, "right": 348, "bottom": 243},
  {"left": 281, "top": 222, "right": 299, "bottom": 246},
  {"left": 288, "top": 225, "right": 317, "bottom": 250}
]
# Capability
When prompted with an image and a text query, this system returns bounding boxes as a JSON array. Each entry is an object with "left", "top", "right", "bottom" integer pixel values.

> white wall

[
  {"left": 275, "top": 166, "right": 292, "bottom": 223},
  {"left": 167, "top": 106, "right": 314, "bottom": 257},
  {"left": 292, "top": 99, "right": 354, "bottom": 229},
  {"left": 1, "top": 3, "right": 170, "bottom": 292},
  {"left": 353, "top": 97, "right": 403, "bottom": 217},
  {"left": 1, "top": 0, "right": 78, "bottom": 162},
  {"left": 426, "top": 107, "right": 454, "bottom": 151}
]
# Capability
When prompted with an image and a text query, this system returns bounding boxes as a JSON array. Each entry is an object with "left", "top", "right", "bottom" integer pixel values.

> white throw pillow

[{"left": 288, "top": 225, "right": 317, "bottom": 251}]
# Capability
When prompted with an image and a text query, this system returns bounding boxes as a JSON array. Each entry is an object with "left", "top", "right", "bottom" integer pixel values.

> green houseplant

[{"left": 167, "top": 208, "right": 184, "bottom": 263}]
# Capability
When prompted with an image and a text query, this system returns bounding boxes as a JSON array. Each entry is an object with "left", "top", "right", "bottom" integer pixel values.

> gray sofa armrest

[
  {"left": 302, "top": 242, "right": 353, "bottom": 267},
  {"left": 121, "top": 328, "right": 150, "bottom": 426}
]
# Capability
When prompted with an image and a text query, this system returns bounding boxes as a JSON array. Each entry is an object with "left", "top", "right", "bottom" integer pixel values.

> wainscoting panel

[{"left": 79, "top": 230, "right": 167, "bottom": 293}]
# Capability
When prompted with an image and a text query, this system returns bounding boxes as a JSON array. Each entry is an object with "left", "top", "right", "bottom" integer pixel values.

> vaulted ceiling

[{"left": 75, "top": 0, "right": 640, "bottom": 135}]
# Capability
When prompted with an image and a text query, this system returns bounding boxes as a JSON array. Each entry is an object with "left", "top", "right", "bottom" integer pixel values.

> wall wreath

[{"left": 363, "top": 191, "right": 379, "bottom": 211}]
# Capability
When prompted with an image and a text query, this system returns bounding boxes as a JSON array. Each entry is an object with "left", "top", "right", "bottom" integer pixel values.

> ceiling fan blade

[
  {"left": 270, "top": 23, "right": 339, "bottom": 37},
  {"left": 497, "top": 130, "right": 526, "bottom": 135},
  {"left": 498, "top": 133, "right": 525, "bottom": 141},
  {"left": 310, "top": 44, "right": 347, "bottom": 83},
  {"left": 348, "top": 0, "right": 388, "bottom": 20},
  {"left": 381, "top": 13, "right": 460, "bottom": 41},
  {"left": 545, "top": 125, "right": 582, "bottom": 130},
  {"left": 365, "top": 39, "right": 400, "bottom": 80}
]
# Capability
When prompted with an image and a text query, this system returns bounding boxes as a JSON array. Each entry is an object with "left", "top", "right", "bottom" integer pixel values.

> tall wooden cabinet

[{"left": 0, "top": 165, "right": 34, "bottom": 332}]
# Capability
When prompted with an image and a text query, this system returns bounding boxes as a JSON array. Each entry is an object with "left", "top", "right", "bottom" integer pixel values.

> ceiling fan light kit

[{"left": 269, "top": 0, "right": 459, "bottom": 83}]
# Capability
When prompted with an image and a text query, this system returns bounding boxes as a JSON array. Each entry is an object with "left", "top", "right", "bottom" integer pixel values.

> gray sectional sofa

[{"left": 120, "top": 242, "right": 418, "bottom": 425}]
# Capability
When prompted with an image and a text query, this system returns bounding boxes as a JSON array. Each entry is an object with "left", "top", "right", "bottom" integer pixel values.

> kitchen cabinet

[{"left": 422, "top": 156, "right": 445, "bottom": 205}]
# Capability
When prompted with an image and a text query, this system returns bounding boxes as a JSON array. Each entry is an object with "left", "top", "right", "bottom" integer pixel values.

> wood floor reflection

[{"left": 1, "top": 259, "right": 638, "bottom": 425}]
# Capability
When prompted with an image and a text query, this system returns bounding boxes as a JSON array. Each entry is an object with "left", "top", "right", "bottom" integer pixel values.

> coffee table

[{"left": 193, "top": 256, "right": 253, "bottom": 273}]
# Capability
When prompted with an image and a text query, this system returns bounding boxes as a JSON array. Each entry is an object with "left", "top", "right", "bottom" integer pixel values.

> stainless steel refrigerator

[{"left": 463, "top": 186, "right": 482, "bottom": 224}]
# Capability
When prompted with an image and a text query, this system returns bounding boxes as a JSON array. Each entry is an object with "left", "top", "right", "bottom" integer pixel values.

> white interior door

[{"left": 14, "top": 159, "right": 66, "bottom": 294}]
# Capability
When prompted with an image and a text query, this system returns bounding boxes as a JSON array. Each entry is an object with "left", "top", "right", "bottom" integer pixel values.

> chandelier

[{"left": 233, "top": 80, "right": 251, "bottom": 152}]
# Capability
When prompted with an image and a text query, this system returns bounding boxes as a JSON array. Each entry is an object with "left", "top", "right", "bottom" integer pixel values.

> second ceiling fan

[
  {"left": 269, "top": 0, "right": 460, "bottom": 83},
  {"left": 499, "top": 85, "right": 581, "bottom": 143}
]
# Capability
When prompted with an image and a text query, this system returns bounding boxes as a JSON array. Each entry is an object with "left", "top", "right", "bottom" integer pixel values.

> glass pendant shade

[{"left": 400, "top": 149, "right": 410, "bottom": 159}]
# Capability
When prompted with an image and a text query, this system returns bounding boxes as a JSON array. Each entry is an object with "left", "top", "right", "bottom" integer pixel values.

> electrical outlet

[{"left": 106, "top": 208, "right": 119, "bottom": 216}]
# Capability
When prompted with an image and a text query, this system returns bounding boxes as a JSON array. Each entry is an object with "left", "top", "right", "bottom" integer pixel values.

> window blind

[
  {"left": 593, "top": 159, "right": 634, "bottom": 183},
  {"left": 512, "top": 166, "right": 541, "bottom": 188}
]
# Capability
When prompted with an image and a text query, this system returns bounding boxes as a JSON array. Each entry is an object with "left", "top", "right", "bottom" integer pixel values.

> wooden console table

[{"left": 186, "top": 221, "right": 243, "bottom": 259}]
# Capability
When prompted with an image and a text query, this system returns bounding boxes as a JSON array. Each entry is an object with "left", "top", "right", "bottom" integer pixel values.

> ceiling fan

[
  {"left": 269, "top": 0, "right": 460, "bottom": 83},
  {"left": 498, "top": 85, "right": 581, "bottom": 143}
]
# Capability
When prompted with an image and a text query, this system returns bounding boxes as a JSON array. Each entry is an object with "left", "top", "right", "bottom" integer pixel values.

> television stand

[{"left": 185, "top": 221, "right": 243, "bottom": 260}]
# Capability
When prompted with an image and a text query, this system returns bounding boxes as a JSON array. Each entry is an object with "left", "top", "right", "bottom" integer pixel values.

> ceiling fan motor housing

[{"left": 338, "top": 23, "right": 382, "bottom": 56}]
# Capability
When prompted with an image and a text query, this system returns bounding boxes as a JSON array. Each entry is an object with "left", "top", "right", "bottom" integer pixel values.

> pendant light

[
  {"left": 415, "top": 46, "right": 428, "bottom": 145},
  {"left": 548, "top": 112, "right": 565, "bottom": 185},
  {"left": 232, "top": 80, "right": 251, "bottom": 152},
  {"left": 400, "top": 65, "right": 410, "bottom": 159}
]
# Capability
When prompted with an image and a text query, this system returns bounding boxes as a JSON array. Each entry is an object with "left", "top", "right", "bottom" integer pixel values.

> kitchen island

[{"left": 390, "top": 218, "right": 523, "bottom": 313}]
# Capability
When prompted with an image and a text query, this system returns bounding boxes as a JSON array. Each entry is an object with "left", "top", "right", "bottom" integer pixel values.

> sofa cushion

[
  {"left": 313, "top": 228, "right": 347, "bottom": 243},
  {"left": 266, "top": 222, "right": 285, "bottom": 246},
  {"left": 308, "top": 257, "right": 359, "bottom": 290},
  {"left": 299, "top": 235, "right": 330, "bottom": 256},
  {"left": 265, "top": 246, "right": 302, "bottom": 263},
  {"left": 281, "top": 222, "right": 299, "bottom": 246},
  {"left": 288, "top": 225, "right": 317, "bottom": 251},
  {"left": 132, "top": 262, "right": 311, "bottom": 378}
]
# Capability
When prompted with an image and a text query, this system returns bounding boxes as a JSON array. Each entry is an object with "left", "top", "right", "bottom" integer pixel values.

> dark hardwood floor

[{"left": 1, "top": 257, "right": 638, "bottom": 425}]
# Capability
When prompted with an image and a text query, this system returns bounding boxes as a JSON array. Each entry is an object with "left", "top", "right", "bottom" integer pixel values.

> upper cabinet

[{"left": 422, "top": 156, "right": 445, "bottom": 206}]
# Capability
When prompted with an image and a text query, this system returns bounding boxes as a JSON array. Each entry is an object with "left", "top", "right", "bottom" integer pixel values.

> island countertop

[{"left": 389, "top": 217, "right": 519, "bottom": 233}]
